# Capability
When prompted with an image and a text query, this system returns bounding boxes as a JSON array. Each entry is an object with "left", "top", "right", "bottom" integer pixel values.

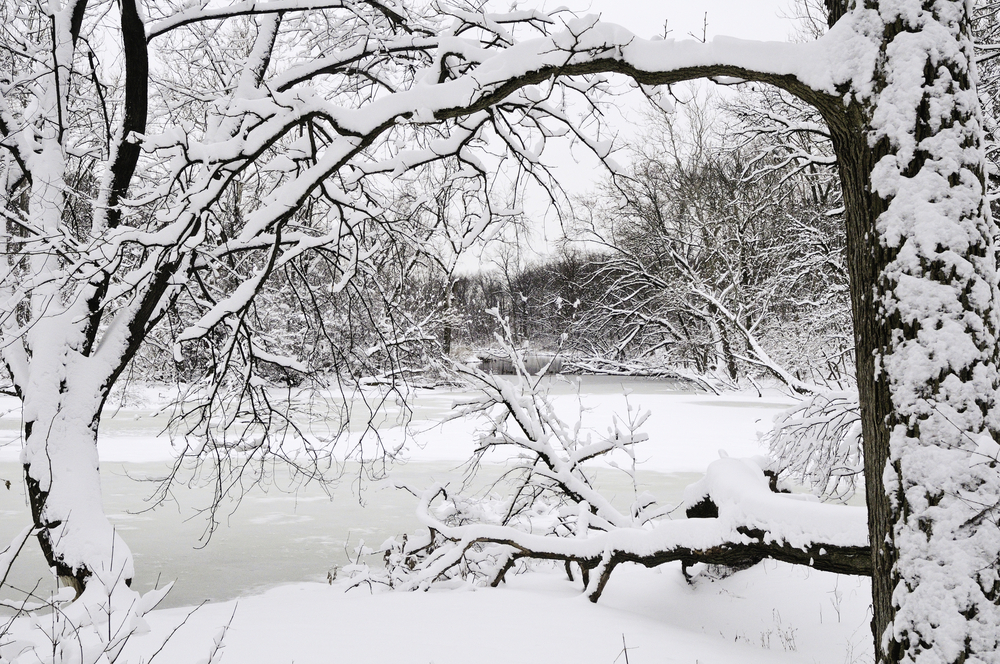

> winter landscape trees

[
  {"left": 1, "top": 0, "right": 999, "bottom": 663},
  {"left": 566, "top": 98, "right": 851, "bottom": 389}
]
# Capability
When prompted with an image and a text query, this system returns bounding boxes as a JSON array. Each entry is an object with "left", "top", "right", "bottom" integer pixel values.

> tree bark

[
  {"left": 822, "top": 4, "right": 1000, "bottom": 662},
  {"left": 824, "top": 105, "right": 899, "bottom": 663},
  {"left": 102, "top": 0, "right": 148, "bottom": 230},
  {"left": 585, "top": 534, "right": 871, "bottom": 602}
]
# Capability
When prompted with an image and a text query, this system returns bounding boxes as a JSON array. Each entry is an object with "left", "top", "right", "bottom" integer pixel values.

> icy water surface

[
  {"left": 0, "top": 461, "right": 701, "bottom": 609},
  {"left": 0, "top": 376, "right": 788, "bottom": 610}
]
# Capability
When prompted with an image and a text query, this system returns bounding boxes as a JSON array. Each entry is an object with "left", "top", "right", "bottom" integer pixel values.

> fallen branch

[
  {"left": 363, "top": 325, "right": 869, "bottom": 602},
  {"left": 402, "top": 456, "right": 869, "bottom": 601}
]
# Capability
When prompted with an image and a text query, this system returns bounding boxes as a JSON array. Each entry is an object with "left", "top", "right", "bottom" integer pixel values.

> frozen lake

[{"left": 0, "top": 376, "right": 796, "bottom": 609}]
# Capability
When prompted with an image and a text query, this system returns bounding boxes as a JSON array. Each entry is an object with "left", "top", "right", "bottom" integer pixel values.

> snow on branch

[
  {"left": 352, "top": 328, "right": 868, "bottom": 601},
  {"left": 766, "top": 391, "right": 863, "bottom": 502},
  {"left": 146, "top": 0, "right": 412, "bottom": 41},
  {"left": 371, "top": 430, "right": 870, "bottom": 602},
  {"left": 0, "top": 0, "right": 881, "bottom": 607}
]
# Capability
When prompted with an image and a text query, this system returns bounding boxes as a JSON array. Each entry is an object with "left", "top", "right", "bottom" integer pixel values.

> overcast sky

[
  {"left": 475, "top": 1, "right": 804, "bottom": 263},
  {"left": 554, "top": 0, "right": 797, "bottom": 42}
]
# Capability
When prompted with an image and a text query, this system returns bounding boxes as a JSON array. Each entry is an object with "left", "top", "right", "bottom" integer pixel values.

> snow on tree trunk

[
  {"left": 7, "top": 25, "right": 133, "bottom": 596},
  {"left": 860, "top": 0, "right": 1000, "bottom": 661},
  {"left": 17, "top": 156, "right": 133, "bottom": 593},
  {"left": 22, "top": 367, "right": 132, "bottom": 596}
]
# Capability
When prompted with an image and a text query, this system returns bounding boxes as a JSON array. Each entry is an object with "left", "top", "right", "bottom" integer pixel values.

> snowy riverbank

[{"left": 0, "top": 380, "right": 873, "bottom": 663}]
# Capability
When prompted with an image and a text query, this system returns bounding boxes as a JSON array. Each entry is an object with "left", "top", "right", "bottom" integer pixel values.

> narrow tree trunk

[{"left": 443, "top": 280, "right": 455, "bottom": 355}]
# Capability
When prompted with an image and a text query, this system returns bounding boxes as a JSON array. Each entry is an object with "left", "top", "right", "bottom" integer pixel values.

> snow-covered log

[
  {"left": 407, "top": 455, "right": 870, "bottom": 603},
  {"left": 366, "top": 345, "right": 868, "bottom": 604}
]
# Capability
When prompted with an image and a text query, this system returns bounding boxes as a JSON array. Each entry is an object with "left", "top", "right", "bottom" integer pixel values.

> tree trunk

[
  {"left": 19, "top": 340, "right": 132, "bottom": 598},
  {"left": 826, "top": 109, "right": 899, "bottom": 663},
  {"left": 443, "top": 280, "right": 455, "bottom": 355},
  {"left": 825, "top": 3, "right": 1000, "bottom": 662}
]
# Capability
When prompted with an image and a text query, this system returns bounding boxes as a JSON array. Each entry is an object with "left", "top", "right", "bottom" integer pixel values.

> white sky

[
  {"left": 497, "top": 0, "right": 803, "bottom": 260},
  {"left": 559, "top": 0, "right": 798, "bottom": 42}
]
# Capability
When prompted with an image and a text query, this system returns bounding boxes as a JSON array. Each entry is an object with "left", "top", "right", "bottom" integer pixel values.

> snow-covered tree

[
  {"left": 2, "top": 1, "right": 998, "bottom": 662},
  {"left": 573, "top": 101, "right": 852, "bottom": 390},
  {"left": 0, "top": 0, "right": 577, "bottom": 600}
]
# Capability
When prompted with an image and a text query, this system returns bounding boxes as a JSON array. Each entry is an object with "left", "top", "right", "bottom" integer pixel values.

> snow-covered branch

[{"left": 355, "top": 334, "right": 868, "bottom": 602}]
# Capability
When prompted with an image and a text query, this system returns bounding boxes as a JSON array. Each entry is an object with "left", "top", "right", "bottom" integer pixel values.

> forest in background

[
  {"left": 124, "top": 87, "right": 857, "bottom": 394},
  {"left": 87, "top": 1, "right": 1000, "bottom": 412}
]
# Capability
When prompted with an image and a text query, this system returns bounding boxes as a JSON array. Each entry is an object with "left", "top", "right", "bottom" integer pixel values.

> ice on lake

[{"left": 0, "top": 377, "right": 795, "bottom": 609}]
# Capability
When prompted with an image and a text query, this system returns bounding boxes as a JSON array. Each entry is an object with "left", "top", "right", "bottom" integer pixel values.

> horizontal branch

[
  {"left": 147, "top": 0, "right": 408, "bottom": 41},
  {"left": 410, "top": 457, "right": 870, "bottom": 601}
]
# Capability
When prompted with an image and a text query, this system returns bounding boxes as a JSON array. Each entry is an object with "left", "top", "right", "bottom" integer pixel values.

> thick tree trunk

[
  {"left": 19, "top": 342, "right": 132, "bottom": 598},
  {"left": 23, "top": 419, "right": 132, "bottom": 598},
  {"left": 825, "top": 3, "right": 1000, "bottom": 662},
  {"left": 827, "top": 111, "right": 898, "bottom": 664}
]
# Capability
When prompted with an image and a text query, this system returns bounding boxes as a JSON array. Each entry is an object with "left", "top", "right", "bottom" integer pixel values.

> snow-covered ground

[
  {"left": 0, "top": 378, "right": 874, "bottom": 663},
  {"left": 122, "top": 561, "right": 872, "bottom": 664}
]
